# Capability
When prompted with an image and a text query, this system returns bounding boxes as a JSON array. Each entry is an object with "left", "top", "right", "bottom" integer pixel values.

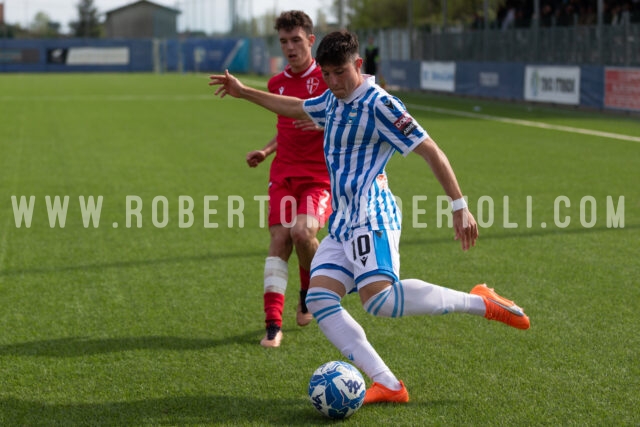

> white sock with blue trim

[
  {"left": 305, "top": 287, "right": 401, "bottom": 390},
  {"left": 364, "top": 279, "right": 486, "bottom": 317}
]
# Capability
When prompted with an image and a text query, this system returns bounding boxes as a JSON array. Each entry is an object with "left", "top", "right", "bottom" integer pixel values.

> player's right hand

[
  {"left": 453, "top": 209, "right": 478, "bottom": 251},
  {"left": 209, "top": 69, "right": 243, "bottom": 98},
  {"left": 293, "top": 119, "right": 323, "bottom": 132}
]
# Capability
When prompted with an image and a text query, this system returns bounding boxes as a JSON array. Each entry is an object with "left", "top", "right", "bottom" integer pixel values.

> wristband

[{"left": 451, "top": 197, "right": 467, "bottom": 212}]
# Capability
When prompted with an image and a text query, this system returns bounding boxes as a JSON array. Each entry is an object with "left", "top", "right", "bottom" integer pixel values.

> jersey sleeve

[
  {"left": 375, "top": 95, "right": 428, "bottom": 157},
  {"left": 302, "top": 89, "right": 331, "bottom": 128}
]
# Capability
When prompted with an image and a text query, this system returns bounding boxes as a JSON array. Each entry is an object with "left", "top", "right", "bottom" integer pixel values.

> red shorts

[{"left": 268, "top": 176, "right": 332, "bottom": 228}]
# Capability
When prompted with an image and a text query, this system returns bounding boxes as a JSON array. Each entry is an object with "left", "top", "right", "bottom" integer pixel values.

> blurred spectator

[
  {"left": 555, "top": 3, "right": 571, "bottom": 26},
  {"left": 471, "top": 11, "right": 485, "bottom": 29},
  {"left": 363, "top": 36, "right": 379, "bottom": 77},
  {"left": 633, "top": 0, "right": 640, "bottom": 22},
  {"left": 619, "top": 0, "right": 632, "bottom": 24},
  {"left": 501, "top": 1, "right": 517, "bottom": 29},
  {"left": 540, "top": 1, "right": 556, "bottom": 26},
  {"left": 609, "top": 2, "right": 623, "bottom": 24},
  {"left": 489, "top": 0, "right": 638, "bottom": 28},
  {"left": 578, "top": 0, "right": 597, "bottom": 25}
]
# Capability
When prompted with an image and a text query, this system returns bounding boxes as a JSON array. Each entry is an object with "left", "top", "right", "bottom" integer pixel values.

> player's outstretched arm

[
  {"left": 209, "top": 70, "right": 308, "bottom": 120},
  {"left": 413, "top": 138, "right": 478, "bottom": 251}
]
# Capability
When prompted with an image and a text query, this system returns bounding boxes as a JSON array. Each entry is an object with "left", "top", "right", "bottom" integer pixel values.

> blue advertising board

[{"left": 455, "top": 62, "right": 525, "bottom": 100}]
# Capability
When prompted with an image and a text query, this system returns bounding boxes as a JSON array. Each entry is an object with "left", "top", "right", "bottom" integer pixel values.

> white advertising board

[
  {"left": 524, "top": 66, "right": 580, "bottom": 105},
  {"left": 420, "top": 61, "right": 455, "bottom": 92}
]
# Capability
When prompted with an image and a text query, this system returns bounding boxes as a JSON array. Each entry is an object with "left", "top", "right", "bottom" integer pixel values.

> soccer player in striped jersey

[
  {"left": 210, "top": 30, "right": 530, "bottom": 404},
  {"left": 245, "top": 11, "right": 331, "bottom": 348}
]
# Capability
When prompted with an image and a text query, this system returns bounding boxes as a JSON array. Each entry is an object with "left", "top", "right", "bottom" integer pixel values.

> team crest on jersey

[
  {"left": 306, "top": 77, "right": 320, "bottom": 94},
  {"left": 279, "top": 86, "right": 285, "bottom": 95},
  {"left": 394, "top": 112, "right": 417, "bottom": 136},
  {"left": 383, "top": 98, "right": 395, "bottom": 110}
]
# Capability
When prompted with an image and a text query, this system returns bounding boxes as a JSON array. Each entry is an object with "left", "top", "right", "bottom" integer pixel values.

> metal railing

[{"left": 362, "top": 24, "right": 639, "bottom": 66}]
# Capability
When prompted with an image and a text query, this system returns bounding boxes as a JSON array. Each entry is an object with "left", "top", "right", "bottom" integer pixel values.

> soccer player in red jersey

[{"left": 245, "top": 11, "right": 331, "bottom": 347}]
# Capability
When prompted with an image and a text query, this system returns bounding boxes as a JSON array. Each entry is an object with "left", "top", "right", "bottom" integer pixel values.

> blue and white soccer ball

[{"left": 308, "top": 360, "right": 366, "bottom": 419}]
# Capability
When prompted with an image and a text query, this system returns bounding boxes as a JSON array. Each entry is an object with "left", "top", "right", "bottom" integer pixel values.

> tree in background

[
  {"left": 30, "top": 11, "right": 61, "bottom": 38},
  {"left": 342, "top": 0, "right": 495, "bottom": 30},
  {"left": 232, "top": 8, "right": 335, "bottom": 37},
  {"left": 69, "top": 0, "right": 102, "bottom": 38},
  {"left": 0, "top": 23, "right": 14, "bottom": 38}
]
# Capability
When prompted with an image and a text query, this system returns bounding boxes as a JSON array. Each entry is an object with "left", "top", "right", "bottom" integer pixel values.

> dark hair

[
  {"left": 274, "top": 10, "right": 313, "bottom": 35},
  {"left": 316, "top": 30, "right": 359, "bottom": 67}
]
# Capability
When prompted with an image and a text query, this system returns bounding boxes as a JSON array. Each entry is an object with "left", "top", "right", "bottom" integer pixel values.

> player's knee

[
  {"left": 305, "top": 288, "right": 342, "bottom": 320},
  {"left": 290, "top": 222, "right": 316, "bottom": 247},
  {"left": 363, "top": 287, "right": 398, "bottom": 318}
]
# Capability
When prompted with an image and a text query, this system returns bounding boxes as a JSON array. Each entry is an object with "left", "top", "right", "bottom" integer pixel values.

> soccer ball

[{"left": 308, "top": 360, "right": 366, "bottom": 419}]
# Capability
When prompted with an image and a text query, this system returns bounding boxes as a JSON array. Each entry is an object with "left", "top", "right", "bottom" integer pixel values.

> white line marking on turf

[
  {"left": 408, "top": 104, "right": 640, "bottom": 143},
  {"left": 0, "top": 213, "right": 12, "bottom": 283},
  {"left": 2, "top": 92, "right": 638, "bottom": 143},
  {"left": 0, "top": 114, "right": 26, "bottom": 282},
  {"left": 245, "top": 78, "right": 268, "bottom": 87},
  {"left": 0, "top": 94, "right": 213, "bottom": 101}
]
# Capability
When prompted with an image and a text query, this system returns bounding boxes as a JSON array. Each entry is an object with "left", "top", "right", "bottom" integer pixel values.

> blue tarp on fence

[{"left": 0, "top": 37, "right": 252, "bottom": 73}]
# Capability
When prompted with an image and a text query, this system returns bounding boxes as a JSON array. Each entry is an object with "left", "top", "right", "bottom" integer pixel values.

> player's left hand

[
  {"left": 293, "top": 119, "right": 323, "bottom": 132},
  {"left": 454, "top": 209, "right": 478, "bottom": 251}
]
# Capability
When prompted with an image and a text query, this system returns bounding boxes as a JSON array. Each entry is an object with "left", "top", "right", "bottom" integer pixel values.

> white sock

[
  {"left": 264, "top": 256, "right": 288, "bottom": 294},
  {"left": 364, "top": 279, "right": 486, "bottom": 317},
  {"left": 305, "top": 288, "right": 401, "bottom": 390},
  {"left": 372, "top": 371, "right": 403, "bottom": 391}
]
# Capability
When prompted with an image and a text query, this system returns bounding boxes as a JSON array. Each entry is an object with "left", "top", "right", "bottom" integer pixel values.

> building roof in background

[{"left": 105, "top": 0, "right": 180, "bottom": 16}]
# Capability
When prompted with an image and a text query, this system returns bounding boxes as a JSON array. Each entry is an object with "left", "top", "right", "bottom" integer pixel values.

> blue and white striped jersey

[{"left": 303, "top": 77, "right": 428, "bottom": 242}]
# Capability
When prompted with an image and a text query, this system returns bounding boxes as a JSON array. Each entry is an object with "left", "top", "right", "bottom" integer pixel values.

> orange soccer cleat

[
  {"left": 260, "top": 323, "right": 283, "bottom": 348},
  {"left": 296, "top": 290, "right": 313, "bottom": 327},
  {"left": 296, "top": 301, "right": 313, "bottom": 327},
  {"left": 363, "top": 381, "right": 409, "bottom": 405},
  {"left": 470, "top": 284, "right": 530, "bottom": 330}
]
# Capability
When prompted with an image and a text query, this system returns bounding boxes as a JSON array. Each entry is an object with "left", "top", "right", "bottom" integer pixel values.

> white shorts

[{"left": 310, "top": 228, "right": 401, "bottom": 294}]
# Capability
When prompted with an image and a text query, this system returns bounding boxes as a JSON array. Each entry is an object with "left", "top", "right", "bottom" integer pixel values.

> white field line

[
  {"left": 0, "top": 212, "right": 10, "bottom": 283},
  {"left": 0, "top": 114, "right": 26, "bottom": 281},
  {"left": 0, "top": 94, "right": 213, "bottom": 101},
  {"left": 408, "top": 104, "right": 640, "bottom": 143},
  {"left": 1, "top": 92, "right": 637, "bottom": 143}
]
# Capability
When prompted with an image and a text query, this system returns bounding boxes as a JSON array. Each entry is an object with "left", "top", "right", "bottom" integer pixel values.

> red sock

[
  {"left": 264, "top": 292, "right": 285, "bottom": 328},
  {"left": 299, "top": 266, "right": 310, "bottom": 291}
]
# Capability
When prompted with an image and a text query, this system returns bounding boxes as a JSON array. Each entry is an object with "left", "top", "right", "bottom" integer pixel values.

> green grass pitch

[{"left": 0, "top": 73, "right": 638, "bottom": 426}]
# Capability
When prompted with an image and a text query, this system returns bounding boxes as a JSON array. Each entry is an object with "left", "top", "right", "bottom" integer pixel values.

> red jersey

[{"left": 267, "top": 60, "right": 329, "bottom": 181}]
